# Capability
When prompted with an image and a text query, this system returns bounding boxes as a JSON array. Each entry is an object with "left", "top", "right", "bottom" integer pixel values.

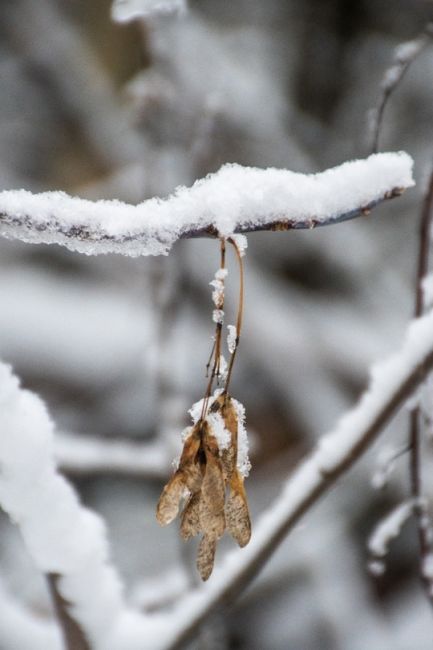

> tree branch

[
  {"left": 409, "top": 167, "right": 433, "bottom": 602},
  {"left": 55, "top": 433, "right": 170, "bottom": 480},
  {"left": 157, "top": 310, "right": 433, "bottom": 650},
  {"left": 46, "top": 575, "right": 90, "bottom": 650},
  {"left": 368, "top": 24, "right": 433, "bottom": 154},
  {"left": 0, "top": 152, "right": 413, "bottom": 257}
]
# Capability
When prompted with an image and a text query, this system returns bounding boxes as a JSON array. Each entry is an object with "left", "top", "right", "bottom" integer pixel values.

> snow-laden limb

[
  {"left": 0, "top": 152, "right": 414, "bottom": 257},
  {"left": 0, "top": 579, "right": 61, "bottom": 650},
  {"left": 55, "top": 433, "right": 169, "bottom": 479},
  {"left": 112, "top": 0, "right": 187, "bottom": 23},
  {"left": 0, "top": 362, "right": 158, "bottom": 650},
  {"left": 153, "top": 309, "right": 433, "bottom": 650}
]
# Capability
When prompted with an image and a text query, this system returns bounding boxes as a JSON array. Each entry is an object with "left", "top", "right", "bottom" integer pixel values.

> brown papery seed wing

[
  {"left": 220, "top": 397, "right": 238, "bottom": 481},
  {"left": 225, "top": 469, "right": 251, "bottom": 547},
  {"left": 180, "top": 491, "right": 201, "bottom": 540},
  {"left": 199, "top": 448, "right": 225, "bottom": 538},
  {"left": 197, "top": 534, "right": 217, "bottom": 581},
  {"left": 156, "top": 472, "right": 186, "bottom": 526}
]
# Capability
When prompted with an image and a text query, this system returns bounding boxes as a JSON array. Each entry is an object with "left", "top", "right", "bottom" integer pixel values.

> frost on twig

[
  {"left": 367, "top": 500, "right": 417, "bottom": 576},
  {"left": 111, "top": 0, "right": 187, "bottom": 24},
  {"left": 0, "top": 152, "right": 414, "bottom": 257},
  {"left": 368, "top": 24, "right": 433, "bottom": 153}
]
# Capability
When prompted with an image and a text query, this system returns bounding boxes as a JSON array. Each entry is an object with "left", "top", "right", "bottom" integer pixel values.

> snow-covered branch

[
  {"left": 55, "top": 433, "right": 169, "bottom": 480},
  {"left": 0, "top": 152, "right": 413, "bottom": 257},
  {"left": 0, "top": 362, "right": 154, "bottom": 650},
  {"left": 157, "top": 309, "right": 433, "bottom": 650}
]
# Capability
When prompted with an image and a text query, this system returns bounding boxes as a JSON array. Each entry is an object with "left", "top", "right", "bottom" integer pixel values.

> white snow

[
  {"left": 232, "top": 398, "right": 251, "bottom": 477},
  {"left": 230, "top": 233, "right": 248, "bottom": 257},
  {"left": 188, "top": 391, "right": 251, "bottom": 472},
  {"left": 422, "top": 273, "right": 433, "bottom": 308},
  {"left": 0, "top": 152, "right": 414, "bottom": 257},
  {"left": 215, "top": 268, "right": 228, "bottom": 281},
  {"left": 368, "top": 500, "right": 415, "bottom": 558},
  {"left": 0, "top": 362, "right": 155, "bottom": 649},
  {"left": 111, "top": 0, "right": 186, "bottom": 23},
  {"left": 54, "top": 433, "right": 169, "bottom": 479},
  {"left": 210, "top": 276, "right": 224, "bottom": 308},
  {"left": 227, "top": 325, "right": 237, "bottom": 354},
  {"left": 317, "top": 310, "right": 433, "bottom": 472},
  {"left": 212, "top": 309, "right": 224, "bottom": 324}
]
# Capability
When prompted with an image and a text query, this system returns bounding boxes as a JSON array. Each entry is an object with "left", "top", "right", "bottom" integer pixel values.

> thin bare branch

[
  {"left": 368, "top": 24, "right": 433, "bottom": 154},
  {"left": 159, "top": 311, "right": 433, "bottom": 649},
  {"left": 409, "top": 167, "right": 433, "bottom": 603},
  {"left": 46, "top": 574, "right": 90, "bottom": 650}
]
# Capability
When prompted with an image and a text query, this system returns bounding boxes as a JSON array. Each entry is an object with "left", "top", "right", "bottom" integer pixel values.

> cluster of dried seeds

[{"left": 156, "top": 393, "right": 251, "bottom": 580}]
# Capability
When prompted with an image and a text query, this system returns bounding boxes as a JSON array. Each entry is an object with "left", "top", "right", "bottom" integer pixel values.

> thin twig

[
  {"left": 223, "top": 237, "right": 244, "bottom": 395},
  {"left": 409, "top": 167, "right": 433, "bottom": 602},
  {"left": 368, "top": 24, "right": 433, "bottom": 154},
  {"left": 46, "top": 574, "right": 90, "bottom": 650},
  {"left": 201, "top": 239, "right": 226, "bottom": 419}
]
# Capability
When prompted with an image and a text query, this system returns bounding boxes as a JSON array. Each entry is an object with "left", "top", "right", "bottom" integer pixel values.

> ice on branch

[
  {"left": 111, "top": 0, "right": 186, "bottom": 24},
  {"left": 227, "top": 325, "right": 237, "bottom": 354},
  {"left": 0, "top": 152, "right": 414, "bottom": 258}
]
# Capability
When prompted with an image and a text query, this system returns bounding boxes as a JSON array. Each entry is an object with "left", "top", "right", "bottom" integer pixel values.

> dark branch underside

[{"left": 0, "top": 187, "right": 405, "bottom": 252}]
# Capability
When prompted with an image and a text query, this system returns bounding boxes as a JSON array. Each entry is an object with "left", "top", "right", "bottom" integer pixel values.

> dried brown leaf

[
  {"left": 180, "top": 491, "right": 201, "bottom": 540},
  {"left": 225, "top": 470, "right": 251, "bottom": 547},
  {"left": 199, "top": 434, "right": 226, "bottom": 538},
  {"left": 156, "top": 472, "right": 186, "bottom": 526},
  {"left": 197, "top": 534, "right": 217, "bottom": 581}
]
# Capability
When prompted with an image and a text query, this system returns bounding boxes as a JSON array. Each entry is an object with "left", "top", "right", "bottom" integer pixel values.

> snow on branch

[
  {"left": 55, "top": 433, "right": 170, "bottom": 479},
  {"left": 0, "top": 152, "right": 414, "bottom": 257},
  {"left": 0, "top": 362, "right": 156, "bottom": 650},
  {"left": 156, "top": 309, "right": 433, "bottom": 650},
  {"left": 368, "top": 24, "right": 433, "bottom": 153},
  {"left": 111, "top": 0, "right": 187, "bottom": 23}
]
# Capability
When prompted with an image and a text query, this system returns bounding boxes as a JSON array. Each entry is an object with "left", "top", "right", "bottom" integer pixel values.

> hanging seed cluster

[
  {"left": 156, "top": 394, "right": 251, "bottom": 580},
  {"left": 156, "top": 237, "right": 251, "bottom": 580}
]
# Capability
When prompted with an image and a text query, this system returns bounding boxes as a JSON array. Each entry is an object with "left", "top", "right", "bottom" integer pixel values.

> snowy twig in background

[
  {"left": 371, "top": 444, "right": 409, "bottom": 490},
  {"left": 156, "top": 309, "right": 433, "bottom": 649},
  {"left": 0, "top": 153, "right": 414, "bottom": 257},
  {"left": 0, "top": 362, "right": 157, "bottom": 650},
  {"left": 368, "top": 24, "right": 433, "bottom": 154},
  {"left": 112, "top": 0, "right": 187, "bottom": 23},
  {"left": 55, "top": 433, "right": 170, "bottom": 480},
  {"left": 409, "top": 166, "right": 433, "bottom": 604},
  {"left": 367, "top": 500, "right": 417, "bottom": 577}
]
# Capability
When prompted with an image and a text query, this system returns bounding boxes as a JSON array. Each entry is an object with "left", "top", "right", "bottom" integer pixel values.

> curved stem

[
  {"left": 200, "top": 238, "right": 226, "bottom": 420},
  {"left": 223, "top": 237, "right": 244, "bottom": 395}
]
